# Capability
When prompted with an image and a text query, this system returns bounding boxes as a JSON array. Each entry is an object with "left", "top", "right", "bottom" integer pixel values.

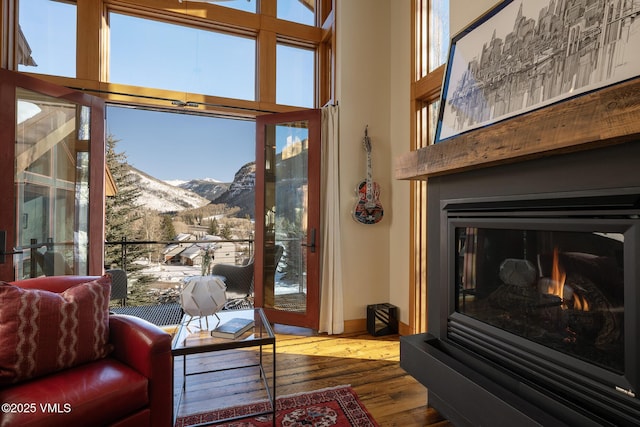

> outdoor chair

[
  {"left": 211, "top": 258, "right": 255, "bottom": 308},
  {"left": 212, "top": 244, "right": 284, "bottom": 308},
  {"left": 107, "top": 268, "right": 128, "bottom": 306}
]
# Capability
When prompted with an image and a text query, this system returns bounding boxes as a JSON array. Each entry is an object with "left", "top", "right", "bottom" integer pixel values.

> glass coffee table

[{"left": 171, "top": 308, "right": 276, "bottom": 426}]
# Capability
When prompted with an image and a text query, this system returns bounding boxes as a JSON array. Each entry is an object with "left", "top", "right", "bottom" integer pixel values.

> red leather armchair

[{"left": 0, "top": 276, "right": 173, "bottom": 427}]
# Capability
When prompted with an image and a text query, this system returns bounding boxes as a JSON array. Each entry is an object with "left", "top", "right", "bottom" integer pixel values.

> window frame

[
  {"left": 410, "top": 0, "right": 448, "bottom": 334},
  {"left": 4, "top": 0, "right": 335, "bottom": 116}
]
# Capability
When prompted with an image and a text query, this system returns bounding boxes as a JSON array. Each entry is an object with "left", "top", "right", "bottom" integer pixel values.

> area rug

[{"left": 175, "top": 385, "right": 379, "bottom": 427}]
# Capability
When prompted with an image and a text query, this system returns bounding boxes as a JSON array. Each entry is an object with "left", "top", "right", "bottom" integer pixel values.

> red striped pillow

[{"left": 0, "top": 275, "right": 112, "bottom": 385}]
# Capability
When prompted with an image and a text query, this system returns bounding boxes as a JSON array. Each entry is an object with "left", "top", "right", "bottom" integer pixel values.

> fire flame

[
  {"left": 573, "top": 294, "right": 590, "bottom": 311},
  {"left": 549, "top": 247, "right": 566, "bottom": 300},
  {"left": 542, "top": 247, "right": 589, "bottom": 311}
]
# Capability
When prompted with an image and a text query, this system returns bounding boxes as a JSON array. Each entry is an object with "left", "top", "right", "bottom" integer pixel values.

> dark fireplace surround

[
  {"left": 401, "top": 143, "right": 640, "bottom": 426},
  {"left": 395, "top": 63, "right": 640, "bottom": 427}
]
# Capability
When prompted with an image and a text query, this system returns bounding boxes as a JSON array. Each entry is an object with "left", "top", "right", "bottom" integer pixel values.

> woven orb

[{"left": 180, "top": 276, "right": 227, "bottom": 317}]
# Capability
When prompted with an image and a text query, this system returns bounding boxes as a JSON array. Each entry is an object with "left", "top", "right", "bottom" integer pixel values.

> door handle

[
  {"left": 0, "top": 232, "right": 23, "bottom": 264},
  {"left": 301, "top": 228, "right": 316, "bottom": 253},
  {"left": 1, "top": 231, "right": 21, "bottom": 263},
  {"left": 0, "top": 231, "right": 23, "bottom": 263}
]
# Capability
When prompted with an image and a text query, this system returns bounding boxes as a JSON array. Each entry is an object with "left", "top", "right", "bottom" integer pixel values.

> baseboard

[
  {"left": 342, "top": 318, "right": 410, "bottom": 335},
  {"left": 343, "top": 318, "right": 366, "bottom": 333},
  {"left": 398, "top": 321, "right": 411, "bottom": 336}
]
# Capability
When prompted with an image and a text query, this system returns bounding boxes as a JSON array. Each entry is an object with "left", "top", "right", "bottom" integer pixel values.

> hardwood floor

[{"left": 173, "top": 325, "right": 453, "bottom": 426}]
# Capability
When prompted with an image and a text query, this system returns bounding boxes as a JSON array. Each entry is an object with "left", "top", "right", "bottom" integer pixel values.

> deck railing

[{"left": 104, "top": 237, "right": 254, "bottom": 306}]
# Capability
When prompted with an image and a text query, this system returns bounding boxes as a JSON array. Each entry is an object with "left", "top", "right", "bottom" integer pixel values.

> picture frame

[{"left": 434, "top": 0, "right": 640, "bottom": 144}]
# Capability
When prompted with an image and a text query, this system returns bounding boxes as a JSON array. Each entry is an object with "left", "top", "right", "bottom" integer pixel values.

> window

[
  {"left": 10, "top": 1, "right": 332, "bottom": 114},
  {"left": 103, "top": 106, "right": 256, "bottom": 295},
  {"left": 14, "top": 87, "right": 93, "bottom": 278},
  {"left": 410, "top": 0, "right": 449, "bottom": 333},
  {"left": 422, "top": 0, "right": 448, "bottom": 146},
  {"left": 5, "top": 0, "right": 335, "bottom": 285},
  {"left": 18, "top": 0, "right": 76, "bottom": 77},
  {"left": 276, "top": 43, "right": 315, "bottom": 107},
  {"left": 109, "top": 13, "right": 256, "bottom": 100},
  {"left": 414, "top": 0, "right": 448, "bottom": 147},
  {"left": 427, "top": 0, "right": 449, "bottom": 74}
]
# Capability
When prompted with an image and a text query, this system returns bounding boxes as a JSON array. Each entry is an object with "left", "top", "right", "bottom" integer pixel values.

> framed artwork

[{"left": 434, "top": 0, "right": 640, "bottom": 144}]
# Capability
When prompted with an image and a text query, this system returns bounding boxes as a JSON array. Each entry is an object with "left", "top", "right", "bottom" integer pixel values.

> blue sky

[
  {"left": 19, "top": 0, "right": 314, "bottom": 182},
  {"left": 106, "top": 107, "right": 256, "bottom": 182},
  {"left": 105, "top": 110, "right": 309, "bottom": 183}
]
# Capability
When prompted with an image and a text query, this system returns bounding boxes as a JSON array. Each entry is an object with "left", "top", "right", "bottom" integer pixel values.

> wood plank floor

[{"left": 173, "top": 325, "right": 453, "bottom": 426}]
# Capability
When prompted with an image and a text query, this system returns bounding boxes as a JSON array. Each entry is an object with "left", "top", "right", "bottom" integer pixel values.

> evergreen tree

[
  {"left": 160, "top": 215, "right": 176, "bottom": 241},
  {"left": 276, "top": 217, "right": 300, "bottom": 282},
  {"left": 208, "top": 217, "right": 219, "bottom": 235},
  {"left": 105, "top": 135, "right": 154, "bottom": 302},
  {"left": 220, "top": 223, "right": 233, "bottom": 240}
]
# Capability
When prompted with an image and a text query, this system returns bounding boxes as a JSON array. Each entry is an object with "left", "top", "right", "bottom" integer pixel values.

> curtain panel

[{"left": 319, "top": 105, "right": 343, "bottom": 334}]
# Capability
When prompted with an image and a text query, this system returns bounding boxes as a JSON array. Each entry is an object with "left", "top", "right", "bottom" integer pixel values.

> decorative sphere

[{"left": 180, "top": 276, "right": 227, "bottom": 317}]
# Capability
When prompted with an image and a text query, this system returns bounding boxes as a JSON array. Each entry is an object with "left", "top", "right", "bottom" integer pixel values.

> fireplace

[
  {"left": 400, "top": 142, "right": 640, "bottom": 426},
  {"left": 453, "top": 218, "right": 627, "bottom": 376}
]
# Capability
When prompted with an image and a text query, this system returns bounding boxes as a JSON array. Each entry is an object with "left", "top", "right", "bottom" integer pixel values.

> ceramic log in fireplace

[{"left": 400, "top": 142, "right": 640, "bottom": 426}]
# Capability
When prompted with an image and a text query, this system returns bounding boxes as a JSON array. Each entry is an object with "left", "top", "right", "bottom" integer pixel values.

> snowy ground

[
  {"left": 138, "top": 261, "right": 201, "bottom": 285},
  {"left": 135, "top": 261, "right": 300, "bottom": 295}
]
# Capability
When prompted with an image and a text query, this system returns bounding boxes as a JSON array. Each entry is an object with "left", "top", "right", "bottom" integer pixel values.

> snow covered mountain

[
  {"left": 128, "top": 167, "right": 211, "bottom": 213},
  {"left": 178, "top": 178, "right": 230, "bottom": 201},
  {"left": 209, "top": 162, "right": 255, "bottom": 218},
  {"left": 129, "top": 162, "right": 255, "bottom": 217}
]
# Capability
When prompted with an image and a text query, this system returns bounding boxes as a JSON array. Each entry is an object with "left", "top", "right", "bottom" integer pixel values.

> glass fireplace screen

[{"left": 455, "top": 226, "right": 624, "bottom": 373}]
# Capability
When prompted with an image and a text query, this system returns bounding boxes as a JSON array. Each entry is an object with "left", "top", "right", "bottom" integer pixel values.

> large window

[
  {"left": 9, "top": 0, "right": 333, "bottom": 114},
  {"left": 5, "top": 0, "right": 335, "bottom": 289},
  {"left": 109, "top": 13, "right": 256, "bottom": 101}
]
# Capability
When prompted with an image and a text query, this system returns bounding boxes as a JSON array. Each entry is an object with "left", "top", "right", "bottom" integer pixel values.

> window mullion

[
  {"left": 257, "top": 29, "right": 276, "bottom": 105},
  {"left": 260, "top": 0, "right": 276, "bottom": 17},
  {"left": 76, "top": 0, "right": 101, "bottom": 81}
]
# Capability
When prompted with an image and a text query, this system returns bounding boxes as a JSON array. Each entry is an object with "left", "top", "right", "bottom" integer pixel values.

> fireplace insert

[
  {"left": 400, "top": 142, "right": 640, "bottom": 427},
  {"left": 454, "top": 223, "right": 626, "bottom": 374},
  {"left": 444, "top": 189, "right": 638, "bottom": 424}
]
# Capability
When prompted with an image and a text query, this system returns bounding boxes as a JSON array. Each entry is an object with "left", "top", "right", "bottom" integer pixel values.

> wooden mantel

[{"left": 396, "top": 77, "right": 640, "bottom": 180}]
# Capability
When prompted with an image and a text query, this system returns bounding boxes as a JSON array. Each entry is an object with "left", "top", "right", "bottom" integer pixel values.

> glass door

[
  {"left": 0, "top": 69, "right": 105, "bottom": 281},
  {"left": 255, "top": 110, "right": 321, "bottom": 329}
]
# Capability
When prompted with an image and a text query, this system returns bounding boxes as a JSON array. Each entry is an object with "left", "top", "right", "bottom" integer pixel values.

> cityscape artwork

[{"left": 435, "top": 0, "right": 640, "bottom": 143}]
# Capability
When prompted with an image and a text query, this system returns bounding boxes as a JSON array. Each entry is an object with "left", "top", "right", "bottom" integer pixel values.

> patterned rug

[{"left": 174, "top": 385, "right": 379, "bottom": 427}]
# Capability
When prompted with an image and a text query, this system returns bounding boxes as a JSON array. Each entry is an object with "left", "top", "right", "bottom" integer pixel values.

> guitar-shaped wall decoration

[{"left": 353, "top": 125, "right": 384, "bottom": 224}]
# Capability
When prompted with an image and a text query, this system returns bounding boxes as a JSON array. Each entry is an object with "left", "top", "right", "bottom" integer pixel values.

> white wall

[
  {"left": 335, "top": 0, "right": 397, "bottom": 323},
  {"left": 334, "top": 0, "right": 412, "bottom": 326},
  {"left": 451, "top": 0, "right": 495, "bottom": 34},
  {"left": 332, "top": 0, "right": 493, "bottom": 327},
  {"left": 388, "top": 2, "right": 411, "bottom": 323}
]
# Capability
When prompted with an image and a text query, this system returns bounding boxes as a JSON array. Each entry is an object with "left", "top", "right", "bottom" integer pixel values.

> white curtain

[{"left": 319, "top": 104, "right": 344, "bottom": 334}]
